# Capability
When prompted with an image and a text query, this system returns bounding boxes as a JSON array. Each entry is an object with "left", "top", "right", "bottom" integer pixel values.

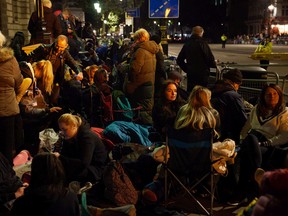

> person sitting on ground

[
  {"left": 152, "top": 80, "right": 185, "bottom": 141},
  {"left": 251, "top": 168, "right": 288, "bottom": 216},
  {"left": 83, "top": 65, "right": 99, "bottom": 86},
  {"left": 53, "top": 113, "right": 108, "bottom": 185},
  {"left": 237, "top": 84, "right": 288, "bottom": 200},
  {"left": 211, "top": 68, "right": 247, "bottom": 145},
  {"left": 175, "top": 85, "right": 220, "bottom": 135},
  {"left": 88, "top": 67, "right": 113, "bottom": 127},
  {"left": 0, "top": 152, "right": 27, "bottom": 216},
  {"left": 19, "top": 61, "right": 62, "bottom": 152},
  {"left": 10, "top": 153, "right": 80, "bottom": 216},
  {"left": 167, "top": 70, "right": 189, "bottom": 101},
  {"left": 9, "top": 31, "right": 27, "bottom": 62},
  {"left": 142, "top": 86, "right": 220, "bottom": 204}
]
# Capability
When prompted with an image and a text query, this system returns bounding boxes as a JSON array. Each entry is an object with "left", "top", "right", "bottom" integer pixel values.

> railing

[
  {"left": 214, "top": 63, "right": 286, "bottom": 102},
  {"left": 166, "top": 58, "right": 288, "bottom": 103}
]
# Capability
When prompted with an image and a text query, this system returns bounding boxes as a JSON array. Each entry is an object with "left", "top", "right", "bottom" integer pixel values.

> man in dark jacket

[
  {"left": 177, "top": 26, "right": 216, "bottom": 92},
  {"left": 28, "top": 0, "right": 62, "bottom": 44},
  {"left": 26, "top": 35, "right": 83, "bottom": 105},
  {"left": 211, "top": 68, "right": 247, "bottom": 145}
]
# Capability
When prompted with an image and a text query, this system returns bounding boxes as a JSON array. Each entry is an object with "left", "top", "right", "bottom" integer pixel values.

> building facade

[
  {"left": 0, "top": 0, "right": 34, "bottom": 43},
  {"left": 246, "top": 0, "right": 288, "bottom": 36}
]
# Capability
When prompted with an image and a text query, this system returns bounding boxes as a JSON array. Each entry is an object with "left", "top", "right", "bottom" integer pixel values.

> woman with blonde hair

[
  {"left": 175, "top": 85, "right": 220, "bottom": 134},
  {"left": 32, "top": 60, "right": 54, "bottom": 95},
  {"left": 53, "top": 113, "right": 107, "bottom": 185},
  {"left": 19, "top": 60, "right": 61, "bottom": 154}
]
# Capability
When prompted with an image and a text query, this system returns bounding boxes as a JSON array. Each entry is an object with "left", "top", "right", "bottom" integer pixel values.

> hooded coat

[
  {"left": 0, "top": 47, "right": 23, "bottom": 117},
  {"left": 125, "top": 40, "right": 159, "bottom": 95}
]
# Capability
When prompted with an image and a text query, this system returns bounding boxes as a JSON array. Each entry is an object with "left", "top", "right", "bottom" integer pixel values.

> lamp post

[
  {"left": 94, "top": 2, "right": 105, "bottom": 35},
  {"left": 267, "top": 4, "right": 275, "bottom": 36}
]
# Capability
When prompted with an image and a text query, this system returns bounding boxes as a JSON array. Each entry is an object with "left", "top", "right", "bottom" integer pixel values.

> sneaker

[
  {"left": 254, "top": 168, "right": 265, "bottom": 186},
  {"left": 226, "top": 191, "right": 249, "bottom": 206}
]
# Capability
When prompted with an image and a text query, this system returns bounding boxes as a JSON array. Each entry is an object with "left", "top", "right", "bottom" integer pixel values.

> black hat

[
  {"left": 168, "top": 70, "right": 183, "bottom": 81},
  {"left": 223, "top": 68, "right": 243, "bottom": 84}
]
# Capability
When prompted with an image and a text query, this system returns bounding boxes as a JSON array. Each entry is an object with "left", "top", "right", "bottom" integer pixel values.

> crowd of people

[{"left": 0, "top": 1, "right": 288, "bottom": 214}]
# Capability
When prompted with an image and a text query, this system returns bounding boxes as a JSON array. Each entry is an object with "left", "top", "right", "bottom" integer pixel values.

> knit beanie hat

[
  {"left": 223, "top": 68, "right": 243, "bottom": 84},
  {"left": 168, "top": 70, "right": 183, "bottom": 81}
]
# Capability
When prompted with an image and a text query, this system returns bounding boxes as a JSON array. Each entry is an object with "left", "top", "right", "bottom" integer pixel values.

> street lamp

[
  {"left": 94, "top": 2, "right": 106, "bottom": 35},
  {"left": 267, "top": 4, "right": 275, "bottom": 36}
]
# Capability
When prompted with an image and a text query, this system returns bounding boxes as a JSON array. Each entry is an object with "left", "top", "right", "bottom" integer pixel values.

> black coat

[
  {"left": 177, "top": 35, "right": 216, "bottom": 92},
  {"left": 58, "top": 121, "right": 107, "bottom": 184},
  {"left": 28, "top": 7, "right": 62, "bottom": 44},
  {"left": 211, "top": 80, "right": 247, "bottom": 144}
]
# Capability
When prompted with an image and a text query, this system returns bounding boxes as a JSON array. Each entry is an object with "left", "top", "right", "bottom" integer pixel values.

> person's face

[
  {"left": 164, "top": 83, "right": 177, "bottom": 102},
  {"left": 55, "top": 39, "right": 68, "bottom": 54},
  {"left": 264, "top": 87, "right": 279, "bottom": 109},
  {"left": 63, "top": 13, "right": 69, "bottom": 20},
  {"left": 58, "top": 122, "right": 78, "bottom": 140}
]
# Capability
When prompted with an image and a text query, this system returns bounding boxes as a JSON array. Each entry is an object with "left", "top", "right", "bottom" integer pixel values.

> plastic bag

[{"left": 39, "top": 128, "right": 59, "bottom": 152}]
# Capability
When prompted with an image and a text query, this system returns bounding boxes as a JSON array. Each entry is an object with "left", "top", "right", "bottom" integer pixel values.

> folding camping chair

[{"left": 164, "top": 127, "right": 216, "bottom": 215}]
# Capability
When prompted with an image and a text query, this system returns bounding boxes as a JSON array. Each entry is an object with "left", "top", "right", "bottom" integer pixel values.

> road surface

[{"left": 168, "top": 43, "right": 288, "bottom": 77}]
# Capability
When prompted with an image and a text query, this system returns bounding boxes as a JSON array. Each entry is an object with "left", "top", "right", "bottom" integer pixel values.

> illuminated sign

[{"left": 149, "top": 0, "right": 179, "bottom": 18}]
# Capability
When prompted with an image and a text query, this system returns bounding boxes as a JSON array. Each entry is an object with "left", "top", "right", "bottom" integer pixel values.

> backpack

[
  {"left": 112, "top": 90, "right": 134, "bottom": 121},
  {"left": 103, "top": 160, "right": 138, "bottom": 206}
]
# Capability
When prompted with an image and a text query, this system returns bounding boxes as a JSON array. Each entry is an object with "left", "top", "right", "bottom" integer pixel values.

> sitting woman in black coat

[
  {"left": 152, "top": 80, "right": 186, "bottom": 141},
  {"left": 11, "top": 153, "right": 80, "bottom": 216},
  {"left": 54, "top": 113, "right": 108, "bottom": 185}
]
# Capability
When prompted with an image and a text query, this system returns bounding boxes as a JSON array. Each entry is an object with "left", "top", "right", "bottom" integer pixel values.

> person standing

[
  {"left": 177, "top": 26, "right": 216, "bottom": 93},
  {"left": 26, "top": 35, "right": 83, "bottom": 106},
  {"left": 221, "top": 34, "right": 227, "bottom": 48},
  {"left": 124, "top": 28, "right": 159, "bottom": 125},
  {"left": 0, "top": 32, "right": 24, "bottom": 164},
  {"left": 28, "top": 0, "right": 62, "bottom": 44}
]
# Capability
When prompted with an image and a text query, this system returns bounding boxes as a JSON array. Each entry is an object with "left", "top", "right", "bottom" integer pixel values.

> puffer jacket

[
  {"left": 252, "top": 168, "right": 288, "bottom": 216},
  {"left": 0, "top": 47, "right": 23, "bottom": 117},
  {"left": 125, "top": 40, "right": 159, "bottom": 95}
]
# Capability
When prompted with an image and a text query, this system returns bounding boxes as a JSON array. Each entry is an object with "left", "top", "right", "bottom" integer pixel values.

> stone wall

[{"left": 0, "top": 0, "right": 33, "bottom": 44}]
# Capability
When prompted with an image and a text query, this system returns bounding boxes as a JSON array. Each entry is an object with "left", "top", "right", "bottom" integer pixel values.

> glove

[{"left": 259, "top": 141, "right": 271, "bottom": 147}]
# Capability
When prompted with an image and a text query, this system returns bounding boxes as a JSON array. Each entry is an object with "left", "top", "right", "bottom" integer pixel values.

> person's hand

[
  {"left": 14, "top": 184, "right": 28, "bottom": 199},
  {"left": 53, "top": 152, "right": 60, "bottom": 158},
  {"left": 75, "top": 72, "right": 83, "bottom": 81},
  {"left": 50, "top": 107, "right": 62, "bottom": 113},
  {"left": 68, "top": 29, "right": 73, "bottom": 34}
]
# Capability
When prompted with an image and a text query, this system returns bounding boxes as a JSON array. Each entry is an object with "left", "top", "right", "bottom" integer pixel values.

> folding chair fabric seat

[{"left": 165, "top": 127, "right": 214, "bottom": 215}]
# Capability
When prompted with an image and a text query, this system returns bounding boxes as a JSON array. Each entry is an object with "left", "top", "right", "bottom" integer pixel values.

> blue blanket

[{"left": 103, "top": 121, "right": 153, "bottom": 147}]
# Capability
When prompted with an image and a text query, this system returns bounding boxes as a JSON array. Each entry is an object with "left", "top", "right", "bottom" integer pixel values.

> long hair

[
  {"left": 257, "top": 83, "right": 285, "bottom": 117},
  {"left": 157, "top": 80, "right": 184, "bottom": 115},
  {"left": 32, "top": 60, "right": 54, "bottom": 95},
  {"left": 84, "top": 64, "right": 99, "bottom": 85},
  {"left": 29, "top": 153, "right": 66, "bottom": 199},
  {"left": 175, "top": 86, "right": 216, "bottom": 130},
  {"left": 58, "top": 113, "right": 82, "bottom": 128}
]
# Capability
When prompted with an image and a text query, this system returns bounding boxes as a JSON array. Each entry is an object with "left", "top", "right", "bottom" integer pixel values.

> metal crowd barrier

[{"left": 213, "top": 63, "right": 280, "bottom": 102}]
